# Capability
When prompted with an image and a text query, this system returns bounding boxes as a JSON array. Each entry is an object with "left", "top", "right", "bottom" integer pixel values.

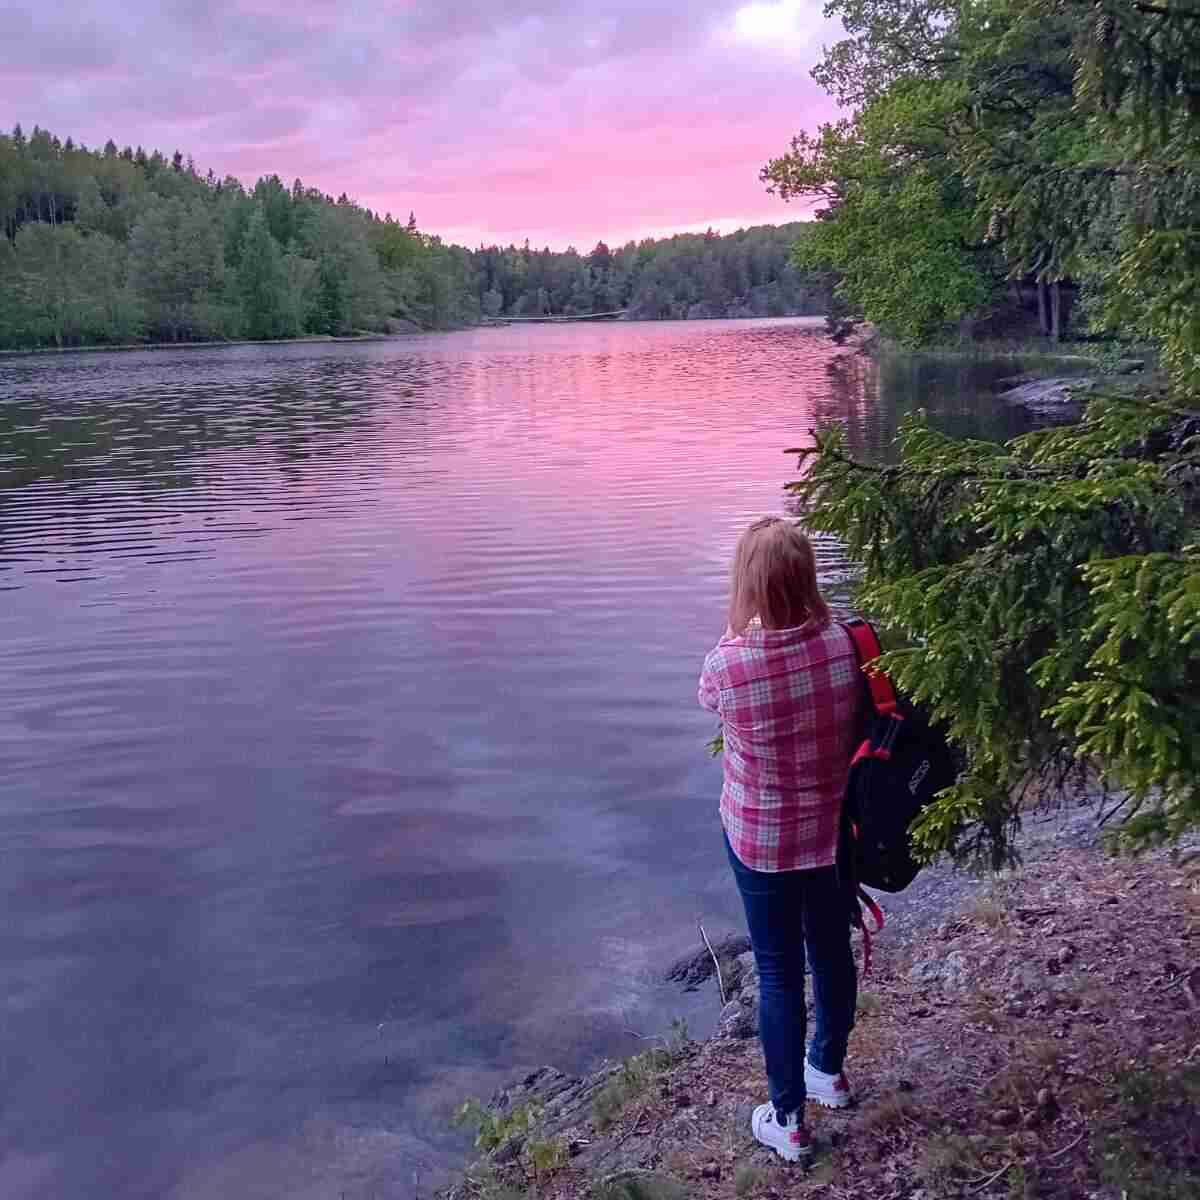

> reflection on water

[{"left": 0, "top": 321, "right": 1034, "bottom": 1198}]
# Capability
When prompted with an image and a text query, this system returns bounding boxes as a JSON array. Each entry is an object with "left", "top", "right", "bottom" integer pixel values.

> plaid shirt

[{"left": 699, "top": 619, "right": 862, "bottom": 873}]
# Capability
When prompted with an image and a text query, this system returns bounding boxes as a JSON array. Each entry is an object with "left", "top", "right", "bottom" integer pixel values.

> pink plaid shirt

[{"left": 698, "top": 619, "right": 862, "bottom": 873}]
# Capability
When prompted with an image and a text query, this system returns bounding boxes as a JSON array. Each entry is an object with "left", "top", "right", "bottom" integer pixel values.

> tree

[
  {"left": 237, "top": 206, "right": 288, "bottom": 339},
  {"left": 128, "top": 198, "right": 225, "bottom": 340},
  {"left": 481, "top": 288, "right": 504, "bottom": 318},
  {"left": 791, "top": 0, "right": 1200, "bottom": 861},
  {"left": 763, "top": 0, "right": 1083, "bottom": 344},
  {"left": 764, "top": 83, "right": 995, "bottom": 342}
]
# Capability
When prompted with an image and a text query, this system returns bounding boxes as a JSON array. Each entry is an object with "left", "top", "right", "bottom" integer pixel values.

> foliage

[
  {"left": 592, "top": 1021, "right": 692, "bottom": 1132},
  {"left": 792, "top": 394, "right": 1199, "bottom": 862},
  {"left": 453, "top": 1096, "right": 569, "bottom": 1196},
  {"left": 454, "top": 1097, "right": 544, "bottom": 1154},
  {"left": 590, "top": 1173, "right": 688, "bottom": 1200},
  {"left": 0, "top": 124, "right": 834, "bottom": 351},
  {"left": 473, "top": 224, "right": 830, "bottom": 322},
  {"left": 764, "top": 0, "right": 1200, "bottom": 359},
  {"left": 1099, "top": 1065, "right": 1200, "bottom": 1199},
  {"left": 769, "top": 0, "right": 1200, "bottom": 861},
  {"left": 765, "top": 80, "right": 995, "bottom": 343},
  {"left": 0, "top": 123, "right": 475, "bottom": 347}
]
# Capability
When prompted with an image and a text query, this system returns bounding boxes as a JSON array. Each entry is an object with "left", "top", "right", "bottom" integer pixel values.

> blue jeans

[{"left": 725, "top": 833, "right": 856, "bottom": 1117}]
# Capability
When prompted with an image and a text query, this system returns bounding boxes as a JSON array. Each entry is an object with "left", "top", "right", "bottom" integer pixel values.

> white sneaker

[
  {"left": 804, "top": 1059, "right": 853, "bottom": 1108},
  {"left": 751, "top": 1102, "right": 813, "bottom": 1163}
]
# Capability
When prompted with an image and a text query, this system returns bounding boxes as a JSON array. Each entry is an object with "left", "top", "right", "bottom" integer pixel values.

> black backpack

[{"left": 838, "top": 618, "right": 961, "bottom": 964}]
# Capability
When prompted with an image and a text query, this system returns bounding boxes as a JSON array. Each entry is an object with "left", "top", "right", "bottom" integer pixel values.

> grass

[
  {"left": 970, "top": 895, "right": 1009, "bottom": 929},
  {"left": 856, "top": 990, "right": 883, "bottom": 1016},
  {"left": 592, "top": 1049, "right": 671, "bottom": 1131},
  {"left": 592, "top": 1022, "right": 692, "bottom": 1132},
  {"left": 733, "top": 1164, "right": 765, "bottom": 1197},
  {"left": 917, "top": 1133, "right": 1003, "bottom": 1191},
  {"left": 589, "top": 1172, "right": 688, "bottom": 1200},
  {"left": 1097, "top": 1064, "right": 1200, "bottom": 1199},
  {"left": 859, "top": 1092, "right": 921, "bottom": 1138}
]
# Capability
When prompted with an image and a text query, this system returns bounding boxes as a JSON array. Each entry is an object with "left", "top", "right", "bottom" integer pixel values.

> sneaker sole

[
  {"left": 762, "top": 1143, "right": 813, "bottom": 1164},
  {"left": 806, "top": 1092, "right": 852, "bottom": 1109}
]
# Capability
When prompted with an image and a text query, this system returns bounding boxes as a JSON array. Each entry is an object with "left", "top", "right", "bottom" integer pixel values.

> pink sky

[{"left": 3, "top": 1, "right": 843, "bottom": 250}]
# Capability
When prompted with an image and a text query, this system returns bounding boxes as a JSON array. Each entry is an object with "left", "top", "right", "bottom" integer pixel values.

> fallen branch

[
  {"left": 698, "top": 921, "right": 727, "bottom": 1006},
  {"left": 1046, "top": 1131, "right": 1086, "bottom": 1161},
  {"left": 969, "top": 1161, "right": 1014, "bottom": 1193}
]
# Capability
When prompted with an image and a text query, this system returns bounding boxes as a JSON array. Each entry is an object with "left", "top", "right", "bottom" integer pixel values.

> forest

[
  {"left": 762, "top": 0, "right": 1200, "bottom": 353},
  {"left": 780, "top": 0, "right": 1200, "bottom": 859},
  {"left": 0, "top": 127, "right": 826, "bottom": 351}
]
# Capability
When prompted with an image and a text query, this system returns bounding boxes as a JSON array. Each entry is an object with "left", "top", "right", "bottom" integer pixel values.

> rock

[
  {"left": 717, "top": 999, "right": 758, "bottom": 1040},
  {"left": 1036, "top": 1087, "right": 1058, "bottom": 1113},
  {"left": 384, "top": 316, "right": 423, "bottom": 335},
  {"left": 909, "top": 949, "right": 970, "bottom": 991},
  {"left": 705, "top": 1090, "right": 717, "bottom": 1107},
  {"left": 1006, "top": 963, "right": 1046, "bottom": 997},
  {"left": 994, "top": 372, "right": 1042, "bottom": 391},
  {"left": 991, "top": 1108, "right": 1018, "bottom": 1127},
  {"left": 701, "top": 1161, "right": 722, "bottom": 1180},
  {"left": 999, "top": 376, "right": 1095, "bottom": 418},
  {"left": 492, "top": 1135, "right": 524, "bottom": 1164},
  {"left": 665, "top": 934, "right": 751, "bottom": 990}
]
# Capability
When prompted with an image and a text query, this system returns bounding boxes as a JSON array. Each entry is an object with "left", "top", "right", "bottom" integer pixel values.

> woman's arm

[{"left": 698, "top": 641, "right": 727, "bottom": 714}]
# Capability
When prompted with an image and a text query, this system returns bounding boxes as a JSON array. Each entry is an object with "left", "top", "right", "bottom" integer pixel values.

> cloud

[{"left": 1, "top": 0, "right": 840, "bottom": 247}]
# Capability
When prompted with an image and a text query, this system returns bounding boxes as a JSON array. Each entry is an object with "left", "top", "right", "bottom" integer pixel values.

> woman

[{"left": 698, "top": 517, "right": 862, "bottom": 1163}]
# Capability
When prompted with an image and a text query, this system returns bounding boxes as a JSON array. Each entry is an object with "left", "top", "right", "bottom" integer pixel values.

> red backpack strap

[
  {"left": 854, "top": 889, "right": 885, "bottom": 976},
  {"left": 842, "top": 617, "right": 899, "bottom": 717}
]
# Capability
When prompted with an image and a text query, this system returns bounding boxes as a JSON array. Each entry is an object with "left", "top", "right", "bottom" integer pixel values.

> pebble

[{"left": 701, "top": 1161, "right": 721, "bottom": 1179}]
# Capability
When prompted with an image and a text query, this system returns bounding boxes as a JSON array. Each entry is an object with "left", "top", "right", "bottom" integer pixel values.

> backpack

[{"left": 838, "top": 617, "right": 961, "bottom": 967}]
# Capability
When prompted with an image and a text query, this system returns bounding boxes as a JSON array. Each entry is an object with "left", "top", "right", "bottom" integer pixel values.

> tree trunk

[
  {"left": 1037, "top": 278, "right": 1050, "bottom": 336},
  {"left": 1050, "top": 280, "right": 1062, "bottom": 343}
]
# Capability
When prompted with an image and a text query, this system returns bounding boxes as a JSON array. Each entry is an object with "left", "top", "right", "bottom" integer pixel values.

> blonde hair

[{"left": 728, "top": 517, "right": 830, "bottom": 634}]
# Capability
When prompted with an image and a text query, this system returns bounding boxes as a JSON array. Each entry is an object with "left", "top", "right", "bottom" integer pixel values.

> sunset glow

[{"left": 2, "top": 1, "right": 841, "bottom": 249}]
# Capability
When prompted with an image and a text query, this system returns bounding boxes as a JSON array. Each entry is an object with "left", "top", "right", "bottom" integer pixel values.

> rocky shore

[{"left": 443, "top": 805, "right": 1198, "bottom": 1200}]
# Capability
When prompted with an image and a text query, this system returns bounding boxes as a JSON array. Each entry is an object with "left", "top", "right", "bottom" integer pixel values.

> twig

[
  {"left": 969, "top": 1161, "right": 1014, "bottom": 1193},
  {"left": 698, "top": 921, "right": 727, "bottom": 1006},
  {"left": 604, "top": 1101, "right": 651, "bottom": 1158},
  {"left": 1046, "top": 1131, "right": 1085, "bottom": 1161}
]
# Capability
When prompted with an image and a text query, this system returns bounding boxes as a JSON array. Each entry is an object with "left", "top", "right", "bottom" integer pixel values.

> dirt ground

[{"left": 448, "top": 837, "right": 1199, "bottom": 1200}]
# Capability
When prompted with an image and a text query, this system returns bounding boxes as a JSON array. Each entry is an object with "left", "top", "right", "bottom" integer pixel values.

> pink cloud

[{"left": 2, "top": 1, "right": 841, "bottom": 248}]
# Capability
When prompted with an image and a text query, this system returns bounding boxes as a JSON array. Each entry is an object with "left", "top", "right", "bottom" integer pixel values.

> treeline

[
  {"left": 474, "top": 224, "right": 829, "bottom": 321},
  {"left": 762, "top": 0, "right": 1200, "bottom": 355},
  {"left": 0, "top": 126, "right": 476, "bottom": 349},
  {"left": 0, "top": 125, "right": 829, "bottom": 352}
]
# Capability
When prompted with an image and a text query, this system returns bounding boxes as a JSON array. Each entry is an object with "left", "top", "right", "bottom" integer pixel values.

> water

[{"left": 0, "top": 320, "right": 1036, "bottom": 1198}]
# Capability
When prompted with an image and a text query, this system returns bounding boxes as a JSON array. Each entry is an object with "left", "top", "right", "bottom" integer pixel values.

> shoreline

[
  {"left": 444, "top": 807, "right": 1200, "bottom": 1199},
  {"left": 0, "top": 330, "right": 425, "bottom": 359},
  {"left": 0, "top": 314, "right": 832, "bottom": 361}
]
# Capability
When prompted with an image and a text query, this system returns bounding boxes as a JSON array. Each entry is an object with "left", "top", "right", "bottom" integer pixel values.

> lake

[{"left": 0, "top": 319, "right": 1036, "bottom": 1198}]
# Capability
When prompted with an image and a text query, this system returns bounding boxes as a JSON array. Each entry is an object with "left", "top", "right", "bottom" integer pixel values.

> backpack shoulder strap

[{"left": 842, "top": 617, "right": 899, "bottom": 717}]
